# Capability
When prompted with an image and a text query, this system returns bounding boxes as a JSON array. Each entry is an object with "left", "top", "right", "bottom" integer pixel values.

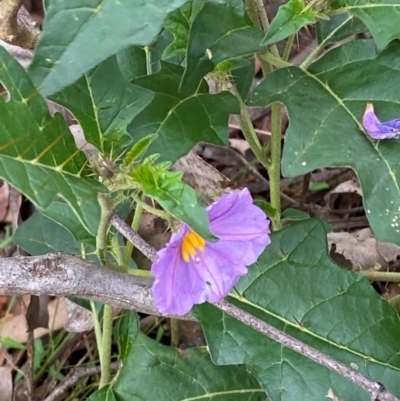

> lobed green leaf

[
  {"left": 194, "top": 219, "right": 400, "bottom": 401},
  {"left": 0, "top": 47, "right": 104, "bottom": 235},
  {"left": 248, "top": 40, "right": 400, "bottom": 246}
]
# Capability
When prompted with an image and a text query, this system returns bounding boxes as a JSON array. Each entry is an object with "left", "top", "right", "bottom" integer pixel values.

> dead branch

[{"left": 0, "top": 252, "right": 195, "bottom": 321}]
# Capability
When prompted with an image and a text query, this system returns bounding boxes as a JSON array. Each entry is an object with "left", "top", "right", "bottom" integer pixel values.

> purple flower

[
  {"left": 362, "top": 103, "right": 400, "bottom": 140},
  {"left": 151, "top": 188, "right": 271, "bottom": 315}
]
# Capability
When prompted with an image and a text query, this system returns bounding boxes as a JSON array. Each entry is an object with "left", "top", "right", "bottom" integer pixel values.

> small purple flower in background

[
  {"left": 362, "top": 103, "right": 400, "bottom": 140},
  {"left": 151, "top": 188, "right": 271, "bottom": 315}
]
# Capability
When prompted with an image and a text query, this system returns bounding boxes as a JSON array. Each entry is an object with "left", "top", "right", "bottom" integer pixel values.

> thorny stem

[
  {"left": 234, "top": 88, "right": 271, "bottom": 171},
  {"left": 282, "top": 34, "right": 295, "bottom": 62},
  {"left": 255, "top": 0, "right": 280, "bottom": 58},
  {"left": 258, "top": 52, "right": 291, "bottom": 69},
  {"left": 300, "top": 14, "right": 352, "bottom": 69},
  {"left": 269, "top": 103, "right": 282, "bottom": 230},
  {"left": 99, "top": 304, "right": 113, "bottom": 388},
  {"left": 96, "top": 194, "right": 114, "bottom": 388}
]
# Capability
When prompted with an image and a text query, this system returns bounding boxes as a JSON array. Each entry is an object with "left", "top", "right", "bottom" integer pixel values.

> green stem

[
  {"left": 233, "top": 88, "right": 270, "bottom": 171},
  {"left": 300, "top": 14, "right": 352, "bottom": 70},
  {"left": 245, "top": 0, "right": 260, "bottom": 28},
  {"left": 259, "top": 52, "right": 291, "bottom": 69},
  {"left": 269, "top": 103, "right": 282, "bottom": 230},
  {"left": 96, "top": 194, "right": 111, "bottom": 265},
  {"left": 325, "top": 7, "right": 348, "bottom": 17},
  {"left": 170, "top": 319, "right": 180, "bottom": 348},
  {"left": 132, "top": 193, "right": 170, "bottom": 220},
  {"left": 254, "top": 0, "right": 280, "bottom": 57},
  {"left": 362, "top": 270, "right": 400, "bottom": 282},
  {"left": 282, "top": 34, "right": 294, "bottom": 62},
  {"left": 91, "top": 301, "right": 103, "bottom": 356},
  {"left": 96, "top": 194, "right": 114, "bottom": 388},
  {"left": 122, "top": 201, "right": 144, "bottom": 265},
  {"left": 99, "top": 304, "right": 113, "bottom": 388}
]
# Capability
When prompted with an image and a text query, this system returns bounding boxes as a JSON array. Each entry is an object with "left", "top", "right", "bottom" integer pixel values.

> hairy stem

[
  {"left": 234, "top": 89, "right": 270, "bottom": 171},
  {"left": 362, "top": 270, "right": 400, "bottom": 282},
  {"left": 269, "top": 103, "right": 282, "bottom": 230},
  {"left": 282, "top": 34, "right": 295, "bottom": 62},
  {"left": 99, "top": 304, "right": 113, "bottom": 388},
  {"left": 300, "top": 15, "right": 352, "bottom": 69},
  {"left": 96, "top": 194, "right": 114, "bottom": 388}
]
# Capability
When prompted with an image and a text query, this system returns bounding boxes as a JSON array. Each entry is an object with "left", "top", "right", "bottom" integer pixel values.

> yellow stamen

[{"left": 181, "top": 231, "right": 206, "bottom": 262}]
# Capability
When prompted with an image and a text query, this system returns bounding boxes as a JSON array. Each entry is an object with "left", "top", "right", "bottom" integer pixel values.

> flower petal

[
  {"left": 207, "top": 188, "right": 270, "bottom": 265},
  {"left": 151, "top": 228, "right": 204, "bottom": 315},
  {"left": 362, "top": 103, "right": 400, "bottom": 139},
  {"left": 193, "top": 245, "right": 247, "bottom": 303}
]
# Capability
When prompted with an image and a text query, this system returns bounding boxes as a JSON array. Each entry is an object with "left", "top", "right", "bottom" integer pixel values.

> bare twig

[
  {"left": 0, "top": 252, "right": 193, "bottom": 320},
  {"left": 109, "top": 212, "right": 158, "bottom": 262},
  {"left": 217, "top": 300, "right": 399, "bottom": 401},
  {"left": 43, "top": 361, "right": 121, "bottom": 401}
]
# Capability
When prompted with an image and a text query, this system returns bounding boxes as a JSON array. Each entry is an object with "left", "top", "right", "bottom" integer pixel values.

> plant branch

[
  {"left": 362, "top": 270, "right": 400, "bottom": 282},
  {"left": 216, "top": 300, "right": 399, "bottom": 401},
  {"left": 0, "top": 252, "right": 193, "bottom": 320},
  {"left": 0, "top": 252, "right": 397, "bottom": 399},
  {"left": 109, "top": 212, "right": 158, "bottom": 262},
  {"left": 269, "top": 103, "right": 282, "bottom": 230},
  {"left": 43, "top": 361, "right": 121, "bottom": 401}
]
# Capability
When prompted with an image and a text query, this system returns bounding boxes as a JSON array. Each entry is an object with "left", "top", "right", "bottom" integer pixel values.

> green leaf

[
  {"left": 163, "top": 1, "right": 205, "bottom": 59},
  {"left": 50, "top": 56, "right": 154, "bottom": 154},
  {"left": 28, "top": 0, "right": 193, "bottom": 96},
  {"left": 128, "top": 62, "right": 239, "bottom": 163},
  {"left": 131, "top": 157, "right": 216, "bottom": 241},
  {"left": 248, "top": 39, "right": 400, "bottom": 246},
  {"left": 262, "top": 0, "right": 323, "bottom": 46},
  {"left": 41, "top": 201, "right": 95, "bottom": 245},
  {"left": 109, "top": 311, "right": 265, "bottom": 401},
  {"left": 0, "top": 46, "right": 104, "bottom": 236},
  {"left": 316, "top": 13, "right": 367, "bottom": 44},
  {"left": 281, "top": 207, "right": 309, "bottom": 221},
  {"left": 194, "top": 219, "right": 400, "bottom": 401},
  {"left": 123, "top": 134, "right": 158, "bottom": 166},
  {"left": 116, "top": 46, "right": 147, "bottom": 82},
  {"left": 346, "top": 0, "right": 400, "bottom": 50},
  {"left": 88, "top": 385, "right": 116, "bottom": 401},
  {"left": 15, "top": 211, "right": 97, "bottom": 259},
  {"left": 181, "top": 2, "right": 264, "bottom": 92},
  {"left": 253, "top": 199, "right": 276, "bottom": 218},
  {"left": 163, "top": 0, "right": 246, "bottom": 59},
  {"left": 230, "top": 58, "right": 256, "bottom": 99},
  {"left": 0, "top": 337, "right": 26, "bottom": 350}
]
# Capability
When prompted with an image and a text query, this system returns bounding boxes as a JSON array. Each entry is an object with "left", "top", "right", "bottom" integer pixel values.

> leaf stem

[
  {"left": 233, "top": 89, "right": 270, "bottom": 171},
  {"left": 282, "top": 34, "right": 295, "bottom": 62},
  {"left": 259, "top": 52, "right": 291, "bottom": 69},
  {"left": 269, "top": 103, "right": 282, "bottom": 230},
  {"left": 131, "top": 193, "right": 170, "bottom": 220},
  {"left": 362, "top": 270, "right": 400, "bottom": 282},
  {"left": 99, "top": 304, "right": 113, "bottom": 388},
  {"left": 96, "top": 194, "right": 114, "bottom": 389}
]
